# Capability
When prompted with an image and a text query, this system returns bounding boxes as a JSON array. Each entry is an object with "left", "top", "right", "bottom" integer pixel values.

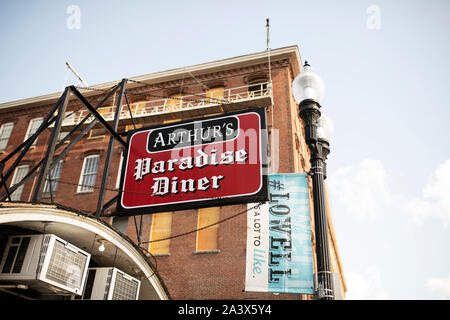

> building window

[
  {"left": 88, "top": 128, "right": 106, "bottom": 139},
  {"left": 196, "top": 207, "right": 220, "bottom": 252},
  {"left": 115, "top": 155, "right": 124, "bottom": 190},
  {"left": 0, "top": 122, "right": 14, "bottom": 152},
  {"left": 163, "top": 118, "right": 181, "bottom": 124},
  {"left": 166, "top": 93, "right": 183, "bottom": 112},
  {"left": 123, "top": 101, "right": 146, "bottom": 119},
  {"left": 9, "top": 165, "right": 29, "bottom": 201},
  {"left": 43, "top": 160, "right": 63, "bottom": 196},
  {"left": 24, "top": 117, "right": 43, "bottom": 146},
  {"left": 57, "top": 130, "right": 70, "bottom": 143},
  {"left": 112, "top": 216, "right": 128, "bottom": 235},
  {"left": 125, "top": 123, "right": 143, "bottom": 132},
  {"left": 248, "top": 78, "right": 268, "bottom": 96},
  {"left": 77, "top": 155, "right": 100, "bottom": 193},
  {"left": 97, "top": 106, "right": 115, "bottom": 121},
  {"left": 149, "top": 212, "right": 172, "bottom": 255},
  {"left": 206, "top": 86, "right": 225, "bottom": 104}
]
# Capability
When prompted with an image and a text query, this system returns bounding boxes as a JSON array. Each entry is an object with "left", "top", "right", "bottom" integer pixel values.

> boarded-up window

[
  {"left": 125, "top": 124, "right": 143, "bottom": 132},
  {"left": 206, "top": 87, "right": 224, "bottom": 104},
  {"left": 166, "top": 93, "right": 183, "bottom": 112},
  {"left": 97, "top": 106, "right": 115, "bottom": 120},
  {"left": 149, "top": 212, "right": 172, "bottom": 255},
  {"left": 124, "top": 101, "right": 146, "bottom": 119},
  {"left": 88, "top": 128, "right": 106, "bottom": 139},
  {"left": 196, "top": 207, "right": 220, "bottom": 252}
]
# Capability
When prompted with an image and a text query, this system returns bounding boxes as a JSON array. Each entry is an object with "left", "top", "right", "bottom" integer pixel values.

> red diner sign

[{"left": 116, "top": 108, "right": 269, "bottom": 215}]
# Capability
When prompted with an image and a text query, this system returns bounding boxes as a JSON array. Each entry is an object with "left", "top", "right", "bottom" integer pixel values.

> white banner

[
  {"left": 246, "top": 201, "right": 270, "bottom": 292},
  {"left": 245, "top": 173, "right": 314, "bottom": 294}
]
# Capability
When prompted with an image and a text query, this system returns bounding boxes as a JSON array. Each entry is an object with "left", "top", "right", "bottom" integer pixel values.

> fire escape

[{"left": 0, "top": 80, "right": 272, "bottom": 216}]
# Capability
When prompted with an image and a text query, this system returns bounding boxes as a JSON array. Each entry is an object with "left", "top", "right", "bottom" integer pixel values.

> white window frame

[
  {"left": 24, "top": 117, "right": 44, "bottom": 146},
  {"left": 43, "top": 160, "right": 64, "bottom": 196},
  {"left": 9, "top": 165, "right": 29, "bottom": 201},
  {"left": 115, "top": 155, "right": 124, "bottom": 190},
  {"left": 0, "top": 122, "right": 14, "bottom": 152},
  {"left": 77, "top": 155, "right": 100, "bottom": 193},
  {"left": 57, "top": 130, "right": 70, "bottom": 143}
]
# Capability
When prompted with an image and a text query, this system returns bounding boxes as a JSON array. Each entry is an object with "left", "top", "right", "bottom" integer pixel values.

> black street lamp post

[{"left": 292, "top": 61, "right": 334, "bottom": 300}]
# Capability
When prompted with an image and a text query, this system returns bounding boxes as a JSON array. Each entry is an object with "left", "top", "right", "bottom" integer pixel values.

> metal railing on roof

[{"left": 61, "top": 82, "right": 272, "bottom": 126}]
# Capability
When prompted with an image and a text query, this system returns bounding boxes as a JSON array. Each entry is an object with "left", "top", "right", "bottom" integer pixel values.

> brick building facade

[{"left": 0, "top": 45, "right": 346, "bottom": 299}]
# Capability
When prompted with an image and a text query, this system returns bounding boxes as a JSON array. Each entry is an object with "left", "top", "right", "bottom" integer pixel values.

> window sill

[
  {"left": 41, "top": 193, "right": 57, "bottom": 199},
  {"left": 150, "top": 253, "right": 171, "bottom": 257},
  {"left": 87, "top": 136, "right": 106, "bottom": 140},
  {"left": 75, "top": 190, "right": 94, "bottom": 195},
  {"left": 193, "top": 249, "right": 221, "bottom": 255}
]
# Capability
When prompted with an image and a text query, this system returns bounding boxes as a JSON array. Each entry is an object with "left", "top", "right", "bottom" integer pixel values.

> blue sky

[{"left": 1, "top": 0, "right": 449, "bottom": 299}]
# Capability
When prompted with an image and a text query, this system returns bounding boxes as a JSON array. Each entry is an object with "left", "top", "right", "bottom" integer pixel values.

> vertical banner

[{"left": 245, "top": 173, "right": 314, "bottom": 294}]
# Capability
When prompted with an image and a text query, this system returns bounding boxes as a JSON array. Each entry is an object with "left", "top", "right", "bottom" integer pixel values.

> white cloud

[
  {"left": 403, "top": 159, "right": 450, "bottom": 227},
  {"left": 329, "top": 158, "right": 450, "bottom": 226},
  {"left": 426, "top": 273, "right": 450, "bottom": 299},
  {"left": 328, "top": 159, "right": 391, "bottom": 220},
  {"left": 345, "top": 265, "right": 389, "bottom": 300}
]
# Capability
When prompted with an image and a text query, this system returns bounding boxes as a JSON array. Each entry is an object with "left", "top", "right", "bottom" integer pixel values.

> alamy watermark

[
  {"left": 66, "top": 5, "right": 81, "bottom": 30},
  {"left": 164, "top": 127, "right": 280, "bottom": 174},
  {"left": 366, "top": 5, "right": 381, "bottom": 30}
]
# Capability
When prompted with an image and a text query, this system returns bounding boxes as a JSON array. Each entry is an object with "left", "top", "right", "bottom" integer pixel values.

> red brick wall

[{"left": 0, "top": 60, "right": 312, "bottom": 300}]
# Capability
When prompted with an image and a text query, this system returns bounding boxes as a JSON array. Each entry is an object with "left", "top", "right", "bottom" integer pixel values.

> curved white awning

[{"left": 0, "top": 202, "right": 169, "bottom": 300}]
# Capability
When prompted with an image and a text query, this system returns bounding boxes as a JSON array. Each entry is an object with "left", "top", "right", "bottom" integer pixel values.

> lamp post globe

[
  {"left": 293, "top": 61, "right": 334, "bottom": 300},
  {"left": 292, "top": 61, "right": 325, "bottom": 105},
  {"left": 317, "top": 112, "right": 334, "bottom": 144}
]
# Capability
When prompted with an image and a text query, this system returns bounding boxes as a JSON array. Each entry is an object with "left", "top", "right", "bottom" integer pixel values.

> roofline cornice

[{"left": 0, "top": 45, "right": 301, "bottom": 111}]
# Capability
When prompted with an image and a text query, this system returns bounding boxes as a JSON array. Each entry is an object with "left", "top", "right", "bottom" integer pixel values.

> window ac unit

[
  {"left": 0, "top": 234, "right": 91, "bottom": 296},
  {"left": 81, "top": 267, "right": 141, "bottom": 300}
]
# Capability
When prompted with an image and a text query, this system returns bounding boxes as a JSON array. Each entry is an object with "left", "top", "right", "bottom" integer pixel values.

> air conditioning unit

[
  {"left": 0, "top": 234, "right": 90, "bottom": 296},
  {"left": 81, "top": 267, "right": 141, "bottom": 300}
]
